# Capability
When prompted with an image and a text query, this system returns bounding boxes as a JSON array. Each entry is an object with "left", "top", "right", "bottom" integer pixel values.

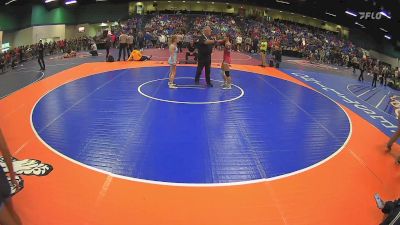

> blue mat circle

[{"left": 32, "top": 67, "right": 351, "bottom": 184}]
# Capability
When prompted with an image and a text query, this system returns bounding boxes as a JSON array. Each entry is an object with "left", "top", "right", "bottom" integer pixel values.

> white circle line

[{"left": 137, "top": 77, "right": 245, "bottom": 105}]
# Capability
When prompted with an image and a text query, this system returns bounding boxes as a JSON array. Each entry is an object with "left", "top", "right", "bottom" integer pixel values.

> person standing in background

[
  {"left": 159, "top": 33, "right": 167, "bottom": 49},
  {"left": 127, "top": 33, "right": 134, "bottom": 56},
  {"left": 372, "top": 64, "right": 379, "bottom": 88},
  {"left": 138, "top": 32, "right": 145, "bottom": 52},
  {"left": 358, "top": 59, "right": 366, "bottom": 82},
  {"left": 105, "top": 34, "right": 112, "bottom": 60},
  {"left": 252, "top": 36, "right": 259, "bottom": 54},
  {"left": 259, "top": 38, "right": 268, "bottom": 67},
  {"left": 118, "top": 31, "right": 128, "bottom": 61},
  {"left": 37, "top": 40, "right": 45, "bottom": 71},
  {"left": 351, "top": 55, "right": 358, "bottom": 73},
  {"left": 236, "top": 34, "right": 242, "bottom": 52}
]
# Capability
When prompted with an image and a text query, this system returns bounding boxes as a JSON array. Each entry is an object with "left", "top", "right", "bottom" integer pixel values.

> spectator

[
  {"left": 105, "top": 34, "right": 112, "bottom": 60},
  {"left": 37, "top": 40, "right": 45, "bottom": 71},
  {"left": 0, "top": 55, "right": 5, "bottom": 73},
  {"left": 236, "top": 34, "right": 242, "bottom": 52},
  {"left": 127, "top": 33, "right": 134, "bottom": 56},
  {"left": 185, "top": 40, "right": 197, "bottom": 62},
  {"left": 118, "top": 31, "right": 128, "bottom": 61},
  {"left": 260, "top": 38, "right": 268, "bottom": 67},
  {"left": 89, "top": 42, "right": 98, "bottom": 56},
  {"left": 159, "top": 34, "right": 167, "bottom": 49}
]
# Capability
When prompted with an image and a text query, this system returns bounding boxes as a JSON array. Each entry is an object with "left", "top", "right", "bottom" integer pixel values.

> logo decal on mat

[{"left": 0, "top": 157, "right": 53, "bottom": 195}]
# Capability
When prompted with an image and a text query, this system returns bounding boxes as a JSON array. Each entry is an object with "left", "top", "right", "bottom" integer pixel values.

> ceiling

[{"left": 0, "top": 0, "right": 399, "bottom": 45}]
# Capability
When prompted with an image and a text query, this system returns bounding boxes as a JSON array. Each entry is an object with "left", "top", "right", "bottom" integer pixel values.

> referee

[
  {"left": 38, "top": 40, "right": 45, "bottom": 71},
  {"left": 195, "top": 26, "right": 223, "bottom": 87}
]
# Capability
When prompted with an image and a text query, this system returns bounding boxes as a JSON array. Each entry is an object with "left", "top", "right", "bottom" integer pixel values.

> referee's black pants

[
  {"left": 372, "top": 74, "right": 378, "bottom": 87},
  {"left": 118, "top": 43, "right": 127, "bottom": 61},
  {"left": 38, "top": 55, "right": 45, "bottom": 70},
  {"left": 195, "top": 58, "right": 211, "bottom": 85}
]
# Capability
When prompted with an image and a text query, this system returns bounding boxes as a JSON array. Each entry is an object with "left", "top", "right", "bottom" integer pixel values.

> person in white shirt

[
  {"left": 236, "top": 35, "right": 242, "bottom": 52},
  {"left": 159, "top": 34, "right": 166, "bottom": 49},
  {"left": 127, "top": 33, "right": 134, "bottom": 56},
  {"left": 394, "top": 67, "right": 399, "bottom": 85},
  {"left": 118, "top": 31, "right": 128, "bottom": 61},
  {"left": 90, "top": 42, "right": 98, "bottom": 56}
]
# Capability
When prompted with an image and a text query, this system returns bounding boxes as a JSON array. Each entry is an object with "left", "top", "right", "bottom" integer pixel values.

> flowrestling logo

[
  {"left": 390, "top": 96, "right": 400, "bottom": 119},
  {"left": 291, "top": 72, "right": 398, "bottom": 133},
  {"left": 359, "top": 12, "right": 382, "bottom": 20}
]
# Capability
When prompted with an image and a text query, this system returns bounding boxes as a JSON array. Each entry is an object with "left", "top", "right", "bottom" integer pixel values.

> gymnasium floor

[{"left": 0, "top": 49, "right": 398, "bottom": 225}]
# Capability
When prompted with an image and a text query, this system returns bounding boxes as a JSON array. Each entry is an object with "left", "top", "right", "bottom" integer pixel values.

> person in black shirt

[
  {"left": 195, "top": 26, "right": 223, "bottom": 87},
  {"left": 38, "top": 40, "right": 45, "bottom": 71},
  {"left": 372, "top": 65, "right": 379, "bottom": 87},
  {"left": 358, "top": 60, "right": 366, "bottom": 82},
  {"left": 105, "top": 34, "right": 112, "bottom": 60},
  {"left": 185, "top": 40, "right": 197, "bottom": 62}
]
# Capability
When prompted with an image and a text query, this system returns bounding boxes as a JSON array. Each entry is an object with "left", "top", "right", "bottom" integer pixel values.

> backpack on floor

[{"left": 107, "top": 55, "right": 114, "bottom": 62}]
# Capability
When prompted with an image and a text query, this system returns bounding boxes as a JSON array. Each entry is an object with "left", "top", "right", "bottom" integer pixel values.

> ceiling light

[
  {"left": 5, "top": 0, "right": 16, "bottom": 5},
  {"left": 65, "top": 0, "right": 77, "bottom": 5},
  {"left": 380, "top": 11, "right": 391, "bottom": 19},
  {"left": 379, "top": 28, "right": 388, "bottom": 32},
  {"left": 325, "top": 12, "right": 336, "bottom": 17},
  {"left": 276, "top": 0, "right": 290, "bottom": 4},
  {"left": 345, "top": 10, "right": 357, "bottom": 17},
  {"left": 355, "top": 22, "right": 365, "bottom": 28},
  {"left": 45, "top": 0, "right": 57, "bottom": 3},
  {"left": 384, "top": 35, "right": 391, "bottom": 40}
]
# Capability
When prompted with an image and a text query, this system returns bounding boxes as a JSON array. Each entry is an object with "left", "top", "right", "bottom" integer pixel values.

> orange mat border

[{"left": 0, "top": 61, "right": 397, "bottom": 225}]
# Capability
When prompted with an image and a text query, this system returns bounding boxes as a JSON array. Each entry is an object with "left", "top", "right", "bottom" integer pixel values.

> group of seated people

[
  {"left": 120, "top": 13, "right": 362, "bottom": 67},
  {"left": 62, "top": 41, "right": 99, "bottom": 58},
  {"left": 143, "top": 15, "right": 189, "bottom": 49},
  {"left": 0, "top": 36, "right": 95, "bottom": 71},
  {"left": 0, "top": 55, "right": 5, "bottom": 73},
  {"left": 0, "top": 50, "right": 22, "bottom": 71},
  {"left": 0, "top": 13, "right": 394, "bottom": 75}
]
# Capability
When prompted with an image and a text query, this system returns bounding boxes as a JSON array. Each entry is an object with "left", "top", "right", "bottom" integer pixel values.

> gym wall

[
  {"left": 32, "top": 25, "right": 66, "bottom": 43},
  {"left": 65, "top": 24, "right": 99, "bottom": 39},
  {"left": 31, "top": 5, "right": 76, "bottom": 26},
  {"left": 11, "top": 27, "right": 33, "bottom": 47},
  {"left": 0, "top": 2, "right": 128, "bottom": 47}
]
